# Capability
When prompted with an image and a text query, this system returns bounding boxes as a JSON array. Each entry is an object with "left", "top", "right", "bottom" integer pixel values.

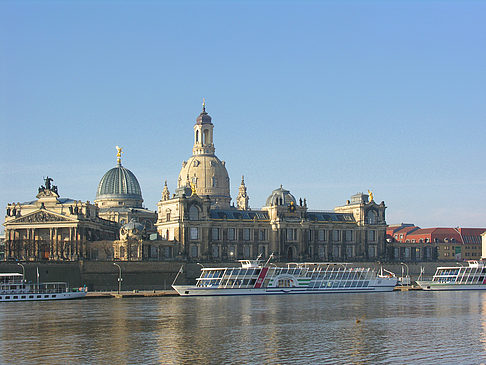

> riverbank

[{"left": 0, "top": 261, "right": 440, "bottom": 291}]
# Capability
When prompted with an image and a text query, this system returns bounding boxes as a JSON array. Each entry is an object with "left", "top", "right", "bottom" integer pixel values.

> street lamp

[
  {"left": 17, "top": 263, "right": 25, "bottom": 283},
  {"left": 113, "top": 263, "right": 122, "bottom": 294}
]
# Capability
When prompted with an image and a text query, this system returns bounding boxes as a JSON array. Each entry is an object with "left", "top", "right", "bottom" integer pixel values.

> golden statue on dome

[{"left": 116, "top": 146, "right": 123, "bottom": 164}]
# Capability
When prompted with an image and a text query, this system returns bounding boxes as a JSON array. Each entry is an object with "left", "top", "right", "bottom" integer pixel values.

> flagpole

[{"left": 172, "top": 265, "right": 184, "bottom": 287}]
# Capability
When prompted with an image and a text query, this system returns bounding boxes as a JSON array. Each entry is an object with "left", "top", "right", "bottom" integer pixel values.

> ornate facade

[
  {"left": 156, "top": 105, "right": 387, "bottom": 262},
  {"left": 4, "top": 178, "right": 118, "bottom": 261},
  {"left": 4, "top": 102, "right": 388, "bottom": 263}
]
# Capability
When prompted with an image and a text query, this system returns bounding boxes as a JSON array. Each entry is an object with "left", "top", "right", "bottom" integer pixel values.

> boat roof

[
  {"left": 436, "top": 260, "right": 485, "bottom": 269},
  {"left": 0, "top": 273, "right": 23, "bottom": 277}
]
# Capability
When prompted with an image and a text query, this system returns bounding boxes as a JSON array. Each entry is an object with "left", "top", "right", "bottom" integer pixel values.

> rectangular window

[
  {"left": 259, "top": 229, "right": 267, "bottom": 241},
  {"left": 368, "top": 230, "right": 376, "bottom": 242},
  {"left": 332, "top": 245, "right": 340, "bottom": 258},
  {"left": 318, "top": 245, "right": 325, "bottom": 259},
  {"left": 333, "top": 230, "right": 340, "bottom": 242},
  {"left": 318, "top": 229, "right": 325, "bottom": 242},
  {"left": 190, "top": 245, "right": 198, "bottom": 257},
  {"left": 190, "top": 227, "right": 199, "bottom": 240},
  {"left": 228, "top": 228, "right": 236, "bottom": 241},
  {"left": 243, "top": 245, "right": 251, "bottom": 258},
  {"left": 243, "top": 228, "right": 251, "bottom": 241},
  {"left": 345, "top": 230, "right": 353, "bottom": 242},
  {"left": 404, "top": 247, "right": 410, "bottom": 258},
  {"left": 368, "top": 245, "right": 376, "bottom": 258},
  {"left": 287, "top": 229, "right": 297, "bottom": 241},
  {"left": 211, "top": 228, "right": 220, "bottom": 240},
  {"left": 163, "top": 246, "right": 171, "bottom": 258},
  {"left": 212, "top": 245, "right": 219, "bottom": 258},
  {"left": 346, "top": 245, "right": 354, "bottom": 258}
]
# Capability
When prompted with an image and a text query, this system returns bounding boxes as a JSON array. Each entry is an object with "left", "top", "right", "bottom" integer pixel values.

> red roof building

[{"left": 386, "top": 224, "right": 485, "bottom": 262}]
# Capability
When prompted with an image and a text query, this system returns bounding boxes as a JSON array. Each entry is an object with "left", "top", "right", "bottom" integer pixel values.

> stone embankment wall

[{"left": 0, "top": 261, "right": 444, "bottom": 291}]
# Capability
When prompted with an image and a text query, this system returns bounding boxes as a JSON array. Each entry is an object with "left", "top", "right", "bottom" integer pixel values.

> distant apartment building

[{"left": 386, "top": 224, "right": 485, "bottom": 262}]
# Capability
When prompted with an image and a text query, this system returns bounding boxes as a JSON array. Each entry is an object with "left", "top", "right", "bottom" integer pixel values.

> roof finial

[
  {"left": 116, "top": 146, "right": 123, "bottom": 165},
  {"left": 202, "top": 98, "right": 206, "bottom": 112}
]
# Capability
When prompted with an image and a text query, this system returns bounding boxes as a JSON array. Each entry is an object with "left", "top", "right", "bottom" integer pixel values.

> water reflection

[{"left": 1, "top": 292, "right": 486, "bottom": 364}]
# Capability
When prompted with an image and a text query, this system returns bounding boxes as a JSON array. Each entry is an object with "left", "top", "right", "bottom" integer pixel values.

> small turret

[
  {"left": 236, "top": 175, "right": 249, "bottom": 210},
  {"left": 162, "top": 180, "right": 170, "bottom": 201}
]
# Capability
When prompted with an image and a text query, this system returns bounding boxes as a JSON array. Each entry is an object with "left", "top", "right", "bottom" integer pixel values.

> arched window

[
  {"left": 203, "top": 129, "right": 209, "bottom": 145},
  {"left": 196, "top": 130, "right": 199, "bottom": 143},
  {"left": 366, "top": 210, "right": 377, "bottom": 225},
  {"left": 166, "top": 209, "right": 171, "bottom": 222},
  {"left": 189, "top": 205, "right": 199, "bottom": 220}
]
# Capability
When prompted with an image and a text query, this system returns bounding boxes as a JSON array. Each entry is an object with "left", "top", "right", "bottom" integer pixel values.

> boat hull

[
  {"left": 0, "top": 291, "right": 87, "bottom": 302},
  {"left": 416, "top": 281, "right": 486, "bottom": 291},
  {"left": 173, "top": 283, "right": 396, "bottom": 296}
]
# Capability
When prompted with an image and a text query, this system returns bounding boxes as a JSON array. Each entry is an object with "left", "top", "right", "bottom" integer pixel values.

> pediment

[{"left": 10, "top": 210, "right": 73, "bottom": 224}]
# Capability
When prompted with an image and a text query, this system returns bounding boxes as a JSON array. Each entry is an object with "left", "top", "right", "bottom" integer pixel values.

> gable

[{"left": 8, "top": 210, "right": 73, "bottom": 224}]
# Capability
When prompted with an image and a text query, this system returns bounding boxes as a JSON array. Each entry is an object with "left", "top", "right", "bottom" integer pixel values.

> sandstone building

[
  {"left": 4, "top": 103, "right": 388, "bottom": 262},
  {"left": 156, "top": 104, "right": 387, "bottom": 262}
]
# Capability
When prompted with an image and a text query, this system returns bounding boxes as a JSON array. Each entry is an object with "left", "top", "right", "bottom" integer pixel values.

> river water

[{"left": 1, "top": 291, "right": 486, "bottom": 364}]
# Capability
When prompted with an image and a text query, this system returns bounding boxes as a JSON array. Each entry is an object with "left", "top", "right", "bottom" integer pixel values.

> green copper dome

[{"left": 96, "top": 163, "right": 143, "bottom": 203}]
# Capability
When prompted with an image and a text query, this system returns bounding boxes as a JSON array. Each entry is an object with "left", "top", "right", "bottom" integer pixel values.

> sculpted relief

[{"left": 15, "top": 211, "right": 68, "bottom": 224}]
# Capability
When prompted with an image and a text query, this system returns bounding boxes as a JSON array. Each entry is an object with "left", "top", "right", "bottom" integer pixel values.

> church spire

[
  {"left": 162, "top": 180, "right": 170, "bottom": 201},
  {"left": 236, "top": 175, "right": 249, "bottom": 210}
]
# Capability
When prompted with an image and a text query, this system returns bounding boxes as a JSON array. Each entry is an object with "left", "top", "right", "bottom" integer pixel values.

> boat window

[
  {"left": 37, "top": 295, "right": 41, "bottom": 298},
  {"left": 21, "top": 296, "right": 26, "bottom": 299},
  {"left": 13, "top": 296, "right": 18, "bottom": 299},
  {"left": 29, "top": 295, "right": 34, "bottom": 298},
  {"left": 5, "top": 296, "right": 9, "bottom": 299},
  {"left": 249, "top": 279, "right": 257, "bottom": 286},
  {"left": 44, "top": 295, "right": 49, "bottom": 298},
  {"left": 52, "top": 295, "right": 56, "bottom": 298}
]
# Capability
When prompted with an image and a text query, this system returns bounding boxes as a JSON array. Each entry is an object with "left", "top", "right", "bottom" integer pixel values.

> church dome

[
  {"left": 120, "top": 219, "right": 145, "bottom": 240},
  {"left": 95, "top": 163, "right": 143, "bottom": 208},
  {"left": 265, "top": 186, "right": 296, "bottom": 206},
  {"left": 177, "top": 103, "right": 232, "bottom": 208},
  {"left": 178, "top": 154, "right": 231, "bottom": 207}
]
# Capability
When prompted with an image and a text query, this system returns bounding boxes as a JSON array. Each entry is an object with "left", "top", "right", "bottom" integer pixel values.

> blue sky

[{"left": 1, "top": 1, "right": 485, "bottom": 231}]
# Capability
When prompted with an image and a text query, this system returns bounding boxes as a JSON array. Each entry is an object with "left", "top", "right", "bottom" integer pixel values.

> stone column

[{"left": 69, "top": 227, "right": 73, "bottom": 260}]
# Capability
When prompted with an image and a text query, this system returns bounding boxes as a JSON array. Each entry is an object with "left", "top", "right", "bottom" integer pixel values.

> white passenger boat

[
  {"left": 0, "top": 273, "right": 87, "bottom": 302},
  {"left": 416, "top": 260, "right": 486, "bottom": 291},
  {"left": 173, "top": 257, "right": 398, "bottom": 296}
]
